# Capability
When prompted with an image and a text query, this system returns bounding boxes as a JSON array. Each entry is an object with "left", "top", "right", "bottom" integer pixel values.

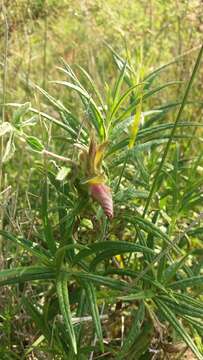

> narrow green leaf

[
  {"left": 77, "top": 65, "right": 105, "bottom": 111},
  {"left": 0, "top": 266, "right": 55, "bottom": 286},
  {"left": 83, "top": 282, "right": 104, "bottom": 352},
  {"left": 183, "top": 316, "right": 203, "bottom": 335},
  {"left": 125, "top": 216, "right": 181, "bottom": 254},
  {"left": 26, "top": 136, "right": 44, "bottom": 152},
  {"left": 0, "top": 229, "right": 51, "bottom": 264},
  {"left": 170, "top": 276, "right": 203, "bottom": 290},
  {"left": 124, "top": 321, "right": 153, "bottom": 359},
  {"left": 89, "top": 245, "right": 154, "bottom": 271},
  {"left": 34, "top": 84, "right": 71, "bottom": 114},
  {"left": 56, "top": 273, "right": 77, "bottom": 354},
  {"left": 155, "top": 298, "right": 203, "bottom": 360},
  {"left": 128, "top": 89, "right": 143, "bottom": 149},
  {"left": 72, "top": 240, "right": 154, "bottom": 266},
  {"left": 163, "top": 255, "right": 189, "bottom": 283},
  {"left": 104, "top": 268, "right": 167, "bottom": 292},
  {"left": 115, "top": 81, "right": 181, "bottom": 123},
  {"left": 30, "top": 107, "right": 73, "bottom": 132},
  {"left": 118, "top": 290, "right": 155, "bottom": 301},
  {"left": 119, "top": 302, "right": 145, "bottom": 358},
  {"left": 109, "top": 83, "right": 144, "bottom": 123},
  {"left": 70, "top": 271, "right": 128, "bottom": 291},
  {"left": 159, "top": 295, "right": 203, "bottom": 318},
  {"left": 112, "top": 62, "right": 127, "bottom": 103},
  {"left": 41, "top": 180, "right": 56, "bottom": 255},
  {"left": 53, "top": 80, "right": 106, "bottom": 140}
]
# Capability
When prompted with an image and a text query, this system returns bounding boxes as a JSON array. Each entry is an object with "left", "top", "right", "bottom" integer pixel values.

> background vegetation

[{"left": 0, "top": 0, "right": 203, "bottom": 359}]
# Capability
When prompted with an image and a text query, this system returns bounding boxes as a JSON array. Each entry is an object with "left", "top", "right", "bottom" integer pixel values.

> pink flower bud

[{"left": 90, "top": 183, "right": 113, "bottom": 219}]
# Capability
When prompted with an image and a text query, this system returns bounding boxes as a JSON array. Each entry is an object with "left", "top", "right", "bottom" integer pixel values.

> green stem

[
  {"left": 1, "top": 0, "right": 8, "bottom": 123},
  {"left": 0, "top": 1, "right": 8, "bottom": 257},
  {"left": 115, "top": 152, "right": 129, "bottom": 193}
]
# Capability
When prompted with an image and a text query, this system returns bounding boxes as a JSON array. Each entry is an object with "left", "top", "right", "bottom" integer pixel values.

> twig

[
  {"left": 57, "top": 314, "right": 108, "bottom": 324},
  {"left": 42, "top": 149, "right": 77, "bottom": 166}
]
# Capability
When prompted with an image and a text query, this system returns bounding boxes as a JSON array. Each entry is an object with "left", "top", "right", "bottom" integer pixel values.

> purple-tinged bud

[{"left": 90, "top": 183, "right": 113, "bottom": 219}]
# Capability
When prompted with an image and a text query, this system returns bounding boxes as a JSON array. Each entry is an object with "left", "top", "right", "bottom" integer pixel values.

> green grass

[{"left": 0, "top": 1, "right": 203, "bottom": 359}]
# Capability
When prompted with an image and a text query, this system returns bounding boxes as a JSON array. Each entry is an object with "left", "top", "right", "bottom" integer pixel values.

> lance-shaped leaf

[
  {"left": 155, "top": 298, "right": 203, "bottom": 360},
  {"left": 56, "top": 273, "right": 77, "bottom": 354},
  {"left": 82, "top": 281, "right": 104, "bottom": 352}
]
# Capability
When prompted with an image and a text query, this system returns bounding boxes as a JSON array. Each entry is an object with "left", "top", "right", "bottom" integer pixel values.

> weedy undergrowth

[{"left": 0, "top": 44, "right": 203, "bottom": 359}]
